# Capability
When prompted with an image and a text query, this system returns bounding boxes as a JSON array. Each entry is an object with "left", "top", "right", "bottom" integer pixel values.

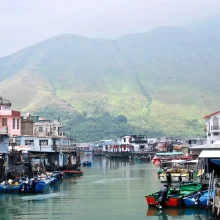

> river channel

[{"left": 0, "top": 156, "right": 214, "bottom": 220}]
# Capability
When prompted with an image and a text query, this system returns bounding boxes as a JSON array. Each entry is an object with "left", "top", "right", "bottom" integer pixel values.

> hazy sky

[{"left": 0, "top": 0, "right": 219, "bottom": 57}]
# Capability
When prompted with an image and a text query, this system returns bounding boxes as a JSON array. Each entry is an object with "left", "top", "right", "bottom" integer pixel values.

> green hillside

[{"left": 1, "top": 18, "right": 220, "bottom": 141}]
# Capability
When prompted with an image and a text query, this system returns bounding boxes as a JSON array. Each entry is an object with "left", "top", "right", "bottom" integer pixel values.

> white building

[
  {"left": 204, "top": 111, "right": 220, "bottom": 144},
  {"left": 119, "top": 135, "right": 148, "bottom": 152}
]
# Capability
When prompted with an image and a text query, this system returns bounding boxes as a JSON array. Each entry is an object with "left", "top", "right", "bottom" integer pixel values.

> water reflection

[
  {"left": 146, "top": 207, "right": 214, "bottom": 220},
  {"left": 1, "top": 157, "right": 218, "bottom": 220}
]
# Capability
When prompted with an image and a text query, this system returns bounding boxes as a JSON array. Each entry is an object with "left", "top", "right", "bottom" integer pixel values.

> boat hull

[
  {"left": 21, "top": 180, "right": 52, "bottom": 193},
  {"left": 63, "top": 170, "right": 83, "bottom": 177},
  {"left": 0, "top": 184, "right": 22, "bottom": 193},
  {"left": 145, "top": 195, "right": 180, "bottom": 207}
]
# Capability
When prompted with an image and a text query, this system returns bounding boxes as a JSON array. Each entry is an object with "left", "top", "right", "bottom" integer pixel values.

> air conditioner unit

[{"left": 9, "top": 137, "right": 16, "bottom": 144}]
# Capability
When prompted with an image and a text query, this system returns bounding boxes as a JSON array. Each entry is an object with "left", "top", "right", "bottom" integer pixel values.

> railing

[
  {"left": 211, "top": 125, "right": 220, "bottom": 131},
  {"left": 0, "top": 126, "right": 8, "bottom": 134},
  {"left": 0, "top": 98, "right": 11, "bottom": 106},
  {"left": 54, "top": 145, "right": 76, "bottom": 152}
]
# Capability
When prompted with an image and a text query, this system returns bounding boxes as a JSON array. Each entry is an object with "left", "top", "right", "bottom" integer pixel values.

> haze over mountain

[{"left": 1, "top": 17, "right": 220, "bottom": 141}]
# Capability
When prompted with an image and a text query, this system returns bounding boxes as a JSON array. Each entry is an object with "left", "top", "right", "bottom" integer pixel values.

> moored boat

[
  {"left": 145, "top": 182, "right": 202, "bottom": 208},
  {"left": 63, "top": 170, "right": 83, "bottom": 177},
  {"left": 183, "top": 190, "right": 214, "bottom": 207},
  {"left": 20, "top": 177, "right": 52, "bottom": 193},
  {"left": 159, "top": 170, "right": 189, "bottom": 183},
  {"left": 152, "top": 152, "right": 193, "bottom": 165},
  {"left": 0, "top": 182, "right": 22, "bottom": 193}
]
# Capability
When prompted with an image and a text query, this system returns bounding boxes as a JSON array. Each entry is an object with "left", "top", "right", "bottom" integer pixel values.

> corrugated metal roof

[{"left": 199, "top": 150, "right": 220, "bottom": 158}]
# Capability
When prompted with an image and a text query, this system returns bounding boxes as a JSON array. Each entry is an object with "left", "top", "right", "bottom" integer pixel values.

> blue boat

[
  {"left": 82, "top": 161, "right": 92, "bottom": 166},
  {"left": 0, "top": 183, "right": 22, "bottom": 193},
  {"left": 34, "top": 179, "right": 52, "bottom": 193},
  {"left": 20, "top": 178, "right": 52, "bottom": 194},
  {"left": 183, "top": 190, "right": 214, "bottom": 207},
  {"left": 48, "top": 177, "right": 57, "bottom": 185}
]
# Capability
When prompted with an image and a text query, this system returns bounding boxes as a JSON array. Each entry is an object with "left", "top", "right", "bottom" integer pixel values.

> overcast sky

[{"left": 0, "top": 0, "right": 219, "bottom": 57}]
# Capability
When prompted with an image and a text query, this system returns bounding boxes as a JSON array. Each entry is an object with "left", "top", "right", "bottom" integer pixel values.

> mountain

[{"left": 1, "top": 17, "right": 220, "bottom": 141}]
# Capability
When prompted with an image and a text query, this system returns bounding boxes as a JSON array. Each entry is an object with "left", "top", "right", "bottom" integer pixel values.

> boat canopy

[
  {"left": 168, "top": 159, "right": 186, "bottom": 163},
  {"left": 177, "top": 160, "right": 198, "bottom": 165},
  {"left": 198, "top": 150, "right": 220, "bottom": 158},
  {"left": 190, "top": 144, "right": 220, "bottom": 150},
  {"left": 156, "top": 152, "right": 183, "bottom": 156}
]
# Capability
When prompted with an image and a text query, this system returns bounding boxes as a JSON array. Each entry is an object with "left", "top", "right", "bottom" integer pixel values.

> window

[
  {"left": 213, "top": 133, "right": 219, "bottom": 136},
  {"left": 25, "top": 140, "right": 34, "bottom": 145},
  {"left": 2, "top": 118, "right": 7, "bottom": 126},
  {"left": 16, "top": 140, "right": 20, "bottom": 146},
  {"left": 17, "top": 119, "right": 19, "bottom": 129},
  {"left": 53, "top": 127, "right": 56, "bottom": 131},
  {"left": 39, "top": 140, "right": 48, "bottom": 146},
  {"left": 213, "top": 117, "right": 219, "bottom": 130},
  {"left": 39, "top": 127, "right": 43, "bottom": 132},
  {"left": 12, "top": 118, "right": 15, "bottom": 129}
]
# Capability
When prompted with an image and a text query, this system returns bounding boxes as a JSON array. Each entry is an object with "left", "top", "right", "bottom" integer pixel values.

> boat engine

[{"left": 157, "top": 185, "right": 168, "bottom": 209}]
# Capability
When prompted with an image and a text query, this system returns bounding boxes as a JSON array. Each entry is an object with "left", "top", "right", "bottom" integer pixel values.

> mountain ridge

[{"left": 1, "top": 18, "right": 220, "bottom": 140}]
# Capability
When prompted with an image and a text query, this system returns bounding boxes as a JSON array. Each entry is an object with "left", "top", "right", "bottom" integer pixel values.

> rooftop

[
  {"left": 204, "top": 110, "right": 220, "bottom": 119},
  {"left": 0, "top": 97, "right": 11, "bottom": 106}
]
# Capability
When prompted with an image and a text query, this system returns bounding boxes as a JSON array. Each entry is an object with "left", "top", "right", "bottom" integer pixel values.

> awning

[
  {"left": 198, "top": 150, "right": 220, "bottom": 158},
  {"left": 177, "top": 159, "right": 198, "bottom": 164},
  {"left": 190, "top": 144, "right": 220, "bottom": 150},
  {"left": 169, "top": 159, "right": 186, "bottom": 163}
]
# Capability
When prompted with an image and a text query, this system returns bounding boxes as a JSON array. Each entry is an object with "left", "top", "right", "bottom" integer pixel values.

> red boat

[
  {"left": 145, "top": 183, "right": 202, "bottom": 208},
  {"left": 63, "top": 170, "right": 83, "bottom": 177},
  {"left": 152, "top": 152, "right": 193, "bottom": 165},
  {"left": 145, "top": 194, "right": 180, "bottom": 207}
]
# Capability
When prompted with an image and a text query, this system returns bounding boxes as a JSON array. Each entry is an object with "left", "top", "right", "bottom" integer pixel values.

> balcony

[
  {"left": 211, "top": 125, "right": 220, "bottom": 131},
  {"left": 54, "top": 145, "right": 76, "bottom": 152},
  {"left": 0, "top": 126, "right": 8, "bottom": 134}
]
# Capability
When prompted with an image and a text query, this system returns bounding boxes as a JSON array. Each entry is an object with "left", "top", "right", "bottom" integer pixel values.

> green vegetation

[{"left": 0, "top": 18, "right": 219, "bottom": 141}]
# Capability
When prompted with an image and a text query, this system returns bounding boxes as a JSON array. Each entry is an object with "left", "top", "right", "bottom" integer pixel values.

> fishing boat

[
  {"left": 0, "top": 182, "right": 22, "bottom": 193},
  {"left": 157, "top": 160, "right": 186, "bottom": 177},
  {"left": 145, "top": 183, "right": 202, "bottom": 208},
  {"left": 183, "top": 190, "right": 214, "bottom": 207},
  {"left": 63, "top": 170, "right": 83, "bottom": 177},
  {"left": 152, "top": 152, "right": 193, "bottom": 165},
  {"left": 159, "top": 170, "right": 189, "bottom": 183},
  {"left": 20, "top": 177, "right": 53, "bottom": 193}
]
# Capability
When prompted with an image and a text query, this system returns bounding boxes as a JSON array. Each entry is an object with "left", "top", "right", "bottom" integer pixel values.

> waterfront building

[
  {"left": 33, "top": 117, "right": 63, "bottom": 137},
  {"left": 0, "top": 97, "right": 21, "bottom": 137},
  {"left": 204, "top": 111, "right": 220, "bottom": 144},
  {"left": 119, "top": 135, "right": 148, "bottom": 152}
]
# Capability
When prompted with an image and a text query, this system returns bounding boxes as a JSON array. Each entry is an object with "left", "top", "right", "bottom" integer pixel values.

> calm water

[{"left": 0, "top": 157, "right": 214, "bottom": 220}]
